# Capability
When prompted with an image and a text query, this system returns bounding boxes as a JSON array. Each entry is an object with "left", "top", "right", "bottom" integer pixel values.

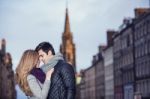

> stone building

[
  {"left": 113, "top": 30, "right": 123, "bottom": 99},
  {"left": 77, "top": 64, "right": 96, "bottom": 99},
  {"left": 103, "top": 30, "right": 115, "bottom": 99},
  {"left": 84, "top": 65, "right": 96, "bottom": 99},
  {"left": 134, "top": 8, "right": 150, "bottom": 99},
  {"left": 95, "top": 45, "right": 106, "bottom": 99},
  {"left": 113, "top": 18, "right": 135, "bottom": 99},
  {"left": 78, "top": 45, "right": 106, "bottom": 99},
  {"left": 120, "top": 19, "right": 134, "bottom": 99},
  {"left": 113, "top": 29, "right": 123, "bottom": 99},
  {"left": 79, "top": 70, "right": 86, "bottom": 99},
  {"left": 0, "top": 39, "right": 16, "bottom": 99},
  {"left": 113, "top": 8, "right": 150, "bottom": 99}
]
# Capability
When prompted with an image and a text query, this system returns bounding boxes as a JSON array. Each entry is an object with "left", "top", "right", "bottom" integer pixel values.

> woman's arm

[{"left": 27, "top": 74, "right": 50, "bottom": 99}]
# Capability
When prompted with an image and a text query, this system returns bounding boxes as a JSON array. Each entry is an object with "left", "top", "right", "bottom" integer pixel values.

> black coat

[{"left": 47, "top": 60, "right": 76, "bottom": 99}]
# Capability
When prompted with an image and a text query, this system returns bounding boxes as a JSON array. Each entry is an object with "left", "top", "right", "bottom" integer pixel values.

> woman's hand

[{"left": 46, "top": 68, "right": 54, "bottom": 80}]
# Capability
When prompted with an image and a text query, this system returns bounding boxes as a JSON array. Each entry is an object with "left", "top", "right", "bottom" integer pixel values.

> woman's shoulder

[{"left": 27, "top": 74, "right": 36, "bottom": 81}]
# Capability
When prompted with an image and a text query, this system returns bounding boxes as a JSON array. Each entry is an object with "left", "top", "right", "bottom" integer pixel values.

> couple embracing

[{"left": 16, "top": 42, "right": 76, "bottom": 99}]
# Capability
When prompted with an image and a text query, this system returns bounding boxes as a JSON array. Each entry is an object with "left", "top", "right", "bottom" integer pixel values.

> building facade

[
  {"left": 78, "top": 45, "right": 106, "bottom": 99},
  {"left": 79, "top": 65, "right": 96, "bottom": 99},
  {"left": 103, "top": 30, "right": 115, "bottom": 99},
  {"left": 113, "top": 17, "right": 136, "bottom": 99},
  {"left": 120, "top": 20, "right": 134, "bottom": 99},
  {"left": 0, "top": 39, "right": 16, "bottom": 99},
  {"left": 79, "top": 71, "right": 86, "bottom": 99},
  {"left": 76, "top": 7, "right": 150, "bottom": 99},
  {"left": 113, "top": 30, "right": 123, "bottom": 99},
  {"left": 95, "top": 46, "right": 106, "bottom": 99},
  {"left": 134, "top": 8, "right": 150, "bottom": 99}
]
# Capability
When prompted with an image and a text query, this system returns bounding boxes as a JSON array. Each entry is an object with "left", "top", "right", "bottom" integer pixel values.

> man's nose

[{"left": 39, "top": 61, "right": 44, "bottom": 67}]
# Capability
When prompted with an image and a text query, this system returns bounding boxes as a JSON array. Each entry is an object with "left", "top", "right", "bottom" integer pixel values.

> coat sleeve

[
  {"left": 60, "top": 63, "right": 76, "bottom": 99},
  {"left": 27, "top": 74, "right": 51, "bottom": 99}
]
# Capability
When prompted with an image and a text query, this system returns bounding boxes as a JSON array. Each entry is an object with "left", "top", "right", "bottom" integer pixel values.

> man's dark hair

[{"left": 35, "top": 42, "right": 55, "bottom": 55}]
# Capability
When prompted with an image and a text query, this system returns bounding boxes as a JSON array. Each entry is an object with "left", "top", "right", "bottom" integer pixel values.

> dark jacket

[{"left": 47, "top": 60, "right": 76, "bottom": 99}]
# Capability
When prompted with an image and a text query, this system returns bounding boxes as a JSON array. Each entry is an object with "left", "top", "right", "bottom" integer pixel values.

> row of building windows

[
  {"left": 136, "top": 60, "right": 150, "bottom": 78},
  {"left": 115, "top": 75, "right": 123, "bottom": 86},
  {"left": 135, "top": 40, "right": 150, "bottom": 58},
  {"left": 123, "top": 70, "right": 134, "bottom": 84},
  {"left": 121, "top": 34, "right": 133, "bottom": 49},
  {"left": 134, "top": 19, "right": 150, "bottom": 40},
  {"left": 114, "top": 70, "right": 134, "bottom": 86},
  {"left": 114, "top": 37, "right": 121, "bottom": 53},
  {"left": 114, "top": 37, "right": 133, "bottom": 53},
  {"left": 115, "top": 93, "right": 123, "bottom": 99},
  {"left": 114, "top": 53, "right": 133, "bottom": 70},
  {"left": 136, "top": 79, "right": 150, "bottom": 97}
]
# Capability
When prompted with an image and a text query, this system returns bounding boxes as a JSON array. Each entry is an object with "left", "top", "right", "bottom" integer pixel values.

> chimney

[
  {"left": 1, "top": 39, "right": 6, "bottom": 55},
  {"left": 107, "top": 30, "right": 116, "bottom": 46},
  {"left": 98, "top": 45, "right": 106, "bottom": 53},
  {"left": 92, "top": 55, "right": 97, "bottom": 65},
  {"left": 123, "top": 18, "right": 132, "bottom": 25},
  {"left": 135, "top": 8, "right": 150, "bottom": 18}
]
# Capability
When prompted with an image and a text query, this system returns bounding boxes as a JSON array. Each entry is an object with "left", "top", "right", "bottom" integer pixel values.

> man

[{"left": 35, "top": 42, "right": 76, "bottom": 99}]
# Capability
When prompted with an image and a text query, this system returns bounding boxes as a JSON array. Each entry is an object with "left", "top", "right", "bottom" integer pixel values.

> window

[
  {"left": 146, "top": 61, "right": 149, "bottom": 76},
  {"left": 139, "top": 46, "right": 141, "bottom": 57},
  {"left": 145, "top": 43, "right": 148, "bottom": 54},
  {"left": 148, "top": 20, "right": 150, "bottom": 34},
  {"left": 126, "top": 35, "right": 130, "bottom": 47},
  {"left": 143, "top": 62, "right": 146, "bottom": 77},
  {"left": 148, "top": 80, "right": 150, "bottom": 93},
  {"left": 141, "top": 81, "right": 144, "bottom": 94},
  {"left": 144, "top": 22, "right": 147, "bottom": 35},
  {"left": 136, "top": 63, "right": 138, "bottom": 77},
  {"left": 135, "top": 29, "right": 137, "bottom": 40},
  {"left": 139, "top": 63, "right": 142, "bottom": 77}
]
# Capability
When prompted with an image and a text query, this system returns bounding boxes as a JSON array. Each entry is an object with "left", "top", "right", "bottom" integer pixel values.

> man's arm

[{"left": 60, "top": 63, "right": 76, "bottom": 99}]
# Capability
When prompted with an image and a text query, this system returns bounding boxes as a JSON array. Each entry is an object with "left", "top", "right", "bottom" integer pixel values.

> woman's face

[{"left": 35, "top": 60, "right": 40, "bottom": 68}]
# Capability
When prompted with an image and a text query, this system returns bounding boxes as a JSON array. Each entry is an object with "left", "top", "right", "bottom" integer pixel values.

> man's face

[{"left": 38, "top": 49, "right": 53, "bottom": 64}]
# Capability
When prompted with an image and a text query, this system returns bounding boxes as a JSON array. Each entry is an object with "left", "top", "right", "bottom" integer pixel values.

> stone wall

[{"left": 0, "top": 39, "right": 16, "bottom": 99}]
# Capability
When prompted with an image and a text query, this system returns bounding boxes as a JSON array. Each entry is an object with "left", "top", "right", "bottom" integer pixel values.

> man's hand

[{"left": 46, "top": 68, "right": 54, "bottom": 80}]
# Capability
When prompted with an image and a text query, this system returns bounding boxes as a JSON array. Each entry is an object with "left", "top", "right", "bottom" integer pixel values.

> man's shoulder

[
  {"left": 55, "top": 60, "right": 73, "bottom": 69},
  {"left": 55, "top": 60, "right": 66, "bottom": 66}
]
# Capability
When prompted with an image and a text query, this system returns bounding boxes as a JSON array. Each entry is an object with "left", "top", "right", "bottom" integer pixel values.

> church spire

[
  {"left": 60, "top": 1, "right": 76, "bottom": 73},
  {"left": 64, "top": 2, "right": 71, "bottom": 34}
]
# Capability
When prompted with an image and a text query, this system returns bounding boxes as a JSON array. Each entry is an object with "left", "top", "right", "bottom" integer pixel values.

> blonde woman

[{"left": 16, "top": 49, "right": 54, "bottom": 99}]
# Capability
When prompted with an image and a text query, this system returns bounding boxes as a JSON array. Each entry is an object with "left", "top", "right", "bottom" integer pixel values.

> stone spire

[
  {"left": 60, "top": 5, "right": 76, "bottom": 73},
  {"left": 64, "top": 8, "right": 70, "bottom": 32},
  {"left": 63, "top": 7, "right": 73, "bottom": 40}
]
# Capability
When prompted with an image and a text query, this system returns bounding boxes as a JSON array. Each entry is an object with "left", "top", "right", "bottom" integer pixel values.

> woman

[{"left": 16, "top": 49, "right": 54, "bottom": 99}]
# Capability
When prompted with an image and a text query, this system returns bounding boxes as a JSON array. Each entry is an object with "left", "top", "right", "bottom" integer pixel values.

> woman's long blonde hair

[{"left": 16, "top": 49, "right": 39, "bottom": 96}]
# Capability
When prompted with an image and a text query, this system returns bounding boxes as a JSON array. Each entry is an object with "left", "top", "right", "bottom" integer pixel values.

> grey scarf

[{"left": 41, "top": 53, "right": 64, "bottom": 73}]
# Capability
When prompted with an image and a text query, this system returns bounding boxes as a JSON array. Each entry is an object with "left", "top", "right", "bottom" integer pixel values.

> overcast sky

[{"left": 0, "top": 0, "right": 148, "bottom": 98}]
